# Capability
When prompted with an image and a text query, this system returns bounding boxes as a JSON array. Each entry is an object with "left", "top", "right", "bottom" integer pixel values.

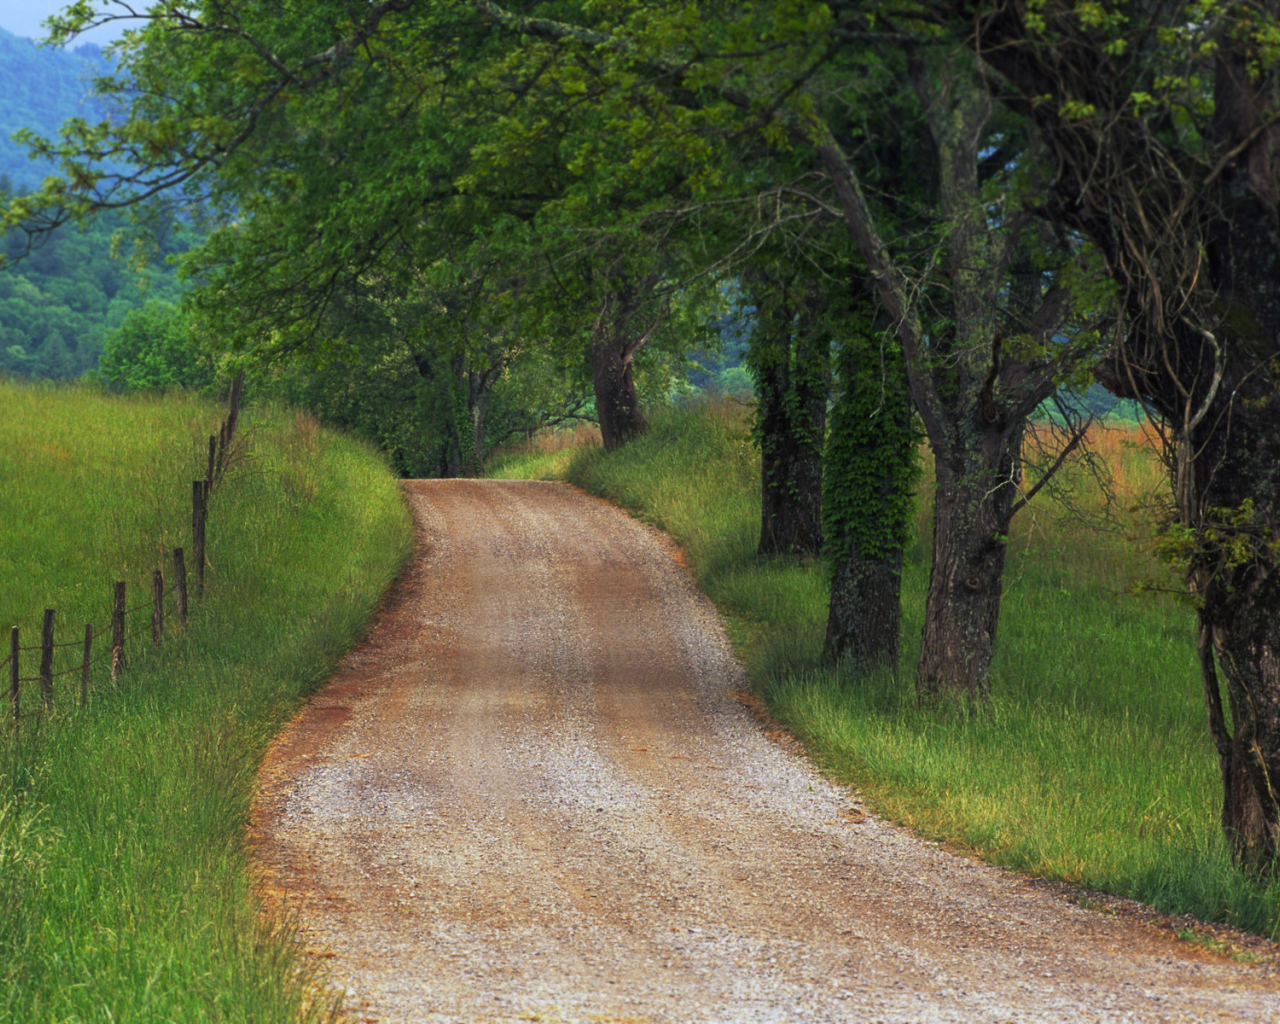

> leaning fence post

[
  {"left": 81, "top": 625, "right": 92, "bottom": 707},
  {"left": 111, "top": 581, "right": 126, "bottom": 678},
  {"left": 173, "top": 548, "right": 188, "bottom": 626},
  {"left": 9, "top": 627, "right": 18, "bottom": 723},
  {"left": 152, "top": 569, "right": 164, "bottom": 645},
  {"left": 39, "top": 609, "right": 55, "bottom": 711},
  {"left": 192, "top": 482, "right": 206, "bottom": 600},
  {"left": 224, "top": 371, "right": 244, "bottom": 459},
  {"left": 221, "top": 371, "right": 243, "bottom": 478},
  {"left": 216, "top": 421, "right": 228, "bottom": 480},
  {"left": 205, "top": 435, "right": 216, "bottom": 498}
]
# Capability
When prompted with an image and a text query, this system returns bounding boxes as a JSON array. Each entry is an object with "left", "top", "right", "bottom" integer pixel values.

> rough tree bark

[
  {"left": 916, "top": 430, "right": 1020, "bottom": 694},
  {"left": 747, "top": 267, "right": 830, "bottom": 558},
  {"left": 590, "top": 276, "right": 663, "bottom": 452}
]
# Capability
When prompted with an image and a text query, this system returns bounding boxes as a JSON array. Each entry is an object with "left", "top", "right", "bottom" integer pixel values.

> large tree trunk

[
  {"left": 825, "top": 550, "right": 905, "bottom": 669},
  {"left": 590, "top": 279, "right": 662, "bottom": 452},
  {"left": 591, "top": 334, "right": 646, "bottom": 452},
  {"left": 822, "top": 318, "right": 919, "bottom": 670},
  {"left": 917, "top": 443, "right": 1016, "bottom": 699},
  {"left": 1207, "top": 613, "right": 1280, "bottom": 865},
  {"left": 1198, "top": 51, "right": 1280, "bottom": 864},
  {"left": 1183, "top": 194, "right": 1280, "bottom": 865},
  {"left": 756, "top": 341, "right": 828, "bottom": 556},
  {"left": 749, "top": 270, "right": 829, "bottom": 557}
]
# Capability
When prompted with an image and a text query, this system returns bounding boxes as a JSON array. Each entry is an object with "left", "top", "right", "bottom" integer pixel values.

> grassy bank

[
  {"left": 0, "top": 380, "right": 413, "bottom": 1023},
  {"left": 490, "top": 399, "right": 1280, "bottom": 939}
]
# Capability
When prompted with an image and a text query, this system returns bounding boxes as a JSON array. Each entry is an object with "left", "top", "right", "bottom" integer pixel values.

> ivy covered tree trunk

[
  {"left": 748, "top": 269, "right": 830, "bottom": 557},
  {"left": 817, "top": 48, "right": 1085, "bottom": 699},
  {"left": 590, "top": 277, "right": 663, "bottom": 452},
  {"left": 823, "top": 326, "right": 920, "bottom": 670}
]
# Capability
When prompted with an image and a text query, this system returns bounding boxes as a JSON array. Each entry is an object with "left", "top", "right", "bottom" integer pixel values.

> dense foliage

[
  {"left": 0, "top": 26, "right": 188, "bottom": 381},
  {"left": 0, "top": 198, "right": 189, "bottom": 379}
]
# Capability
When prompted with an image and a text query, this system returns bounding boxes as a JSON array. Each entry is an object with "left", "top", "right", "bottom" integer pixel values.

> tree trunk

[
  {"left": 750, "top": 271, "right": 829, "bottom": 557},
  {"left": 1185, "top": 306, "right": 1280, "bottom": 866},
  {"left": 825, "top": 549, "right": 905, "bottom": 669},
  {"left": 917, "top": 438, "right": 1017, "bottom": 700},
  {"left": 822, "top": 318, "right": 919, "bottom": 670},
  {"left": 591, "top": 333, "right": 646, "bottom": 452},
  {"left": 1208, "top": 614, "right": 1280, "bottom": 865},
  {"left": 590, "top": 278, "right": 661, "bottom": 452},
  {"left": 756, "top": 352, "right": 827, "bottom": 556}
]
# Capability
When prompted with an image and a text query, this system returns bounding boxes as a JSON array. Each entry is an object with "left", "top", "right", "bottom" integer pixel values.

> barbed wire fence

[{"left": 4, "top": 373, "right": 245, "bottom": 724}]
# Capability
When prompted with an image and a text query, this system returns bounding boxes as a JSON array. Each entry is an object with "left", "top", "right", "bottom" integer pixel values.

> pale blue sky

[{"left": 0, "top": 1, "right": 132, "bottom": 47}]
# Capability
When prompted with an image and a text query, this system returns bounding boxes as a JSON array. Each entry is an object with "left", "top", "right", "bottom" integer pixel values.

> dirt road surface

[{"left": 251, "top": 479, "right": 1279, "bottom": 1024}]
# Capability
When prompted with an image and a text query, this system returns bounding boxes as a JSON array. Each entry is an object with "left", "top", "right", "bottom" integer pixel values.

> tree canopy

[{"left": 9, "top": 0, "right": 1280, "bottom": 867}]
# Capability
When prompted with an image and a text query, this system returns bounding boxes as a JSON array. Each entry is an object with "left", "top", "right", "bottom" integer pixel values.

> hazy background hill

[
  {"left": 0, "top": 26, "right": 113, "bottom": 190},
  {"left": 0, "top": 25, "right": 191, "bottom": 381}
]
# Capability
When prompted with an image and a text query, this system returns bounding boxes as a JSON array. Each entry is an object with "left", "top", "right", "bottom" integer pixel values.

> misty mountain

[{"left": 0, "top": 26, "right": 115, "bottom": 191}]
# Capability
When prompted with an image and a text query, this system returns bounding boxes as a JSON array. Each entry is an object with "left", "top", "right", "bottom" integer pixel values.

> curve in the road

[{"left": 250, "top": 479, "right": 1279, "bottom": 1024}]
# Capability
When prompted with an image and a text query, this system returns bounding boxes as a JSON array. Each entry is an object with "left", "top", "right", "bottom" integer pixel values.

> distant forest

[
  {"left": 0, "top": 27, "right": 189, "bottom": 379},
  {"left": 0, "top": 28, "right": 112, "bottom": 191},
  {"left": 0, "top": 196, "right": 190, "bottom": 379}
]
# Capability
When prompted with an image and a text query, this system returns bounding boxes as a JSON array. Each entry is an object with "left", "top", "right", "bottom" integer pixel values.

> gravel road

[{"left": 251, "top": 479, "right": 1280, "bottom": 1024}]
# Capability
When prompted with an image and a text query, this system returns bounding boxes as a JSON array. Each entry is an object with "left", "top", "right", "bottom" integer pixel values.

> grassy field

[
  {"left": 0, "top": 380, "right": 413, "bottom": 1023},
  {"left": 490, "top": 398, "right": 1280, "bottom": 940}
]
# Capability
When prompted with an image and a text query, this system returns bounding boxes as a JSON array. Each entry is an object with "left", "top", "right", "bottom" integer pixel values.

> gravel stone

[{"left": 250, "top": 479, "right": 1280, "bottom": 1024}]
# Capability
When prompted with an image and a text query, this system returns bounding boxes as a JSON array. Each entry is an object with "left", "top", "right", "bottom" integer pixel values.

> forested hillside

[
  {"left": 0, "top": 26, "right": 189, "bottom": 380},
  {"left": 0, "top": 202, "right": 190, "bottom": 379},
  {"left": 0, "top": 28, "right": 110, "bottom": 191}
]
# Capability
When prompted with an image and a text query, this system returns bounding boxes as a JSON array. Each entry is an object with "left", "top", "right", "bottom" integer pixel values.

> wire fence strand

[{"left": 6, "top": 373, "right": 242, "bottom": 727}]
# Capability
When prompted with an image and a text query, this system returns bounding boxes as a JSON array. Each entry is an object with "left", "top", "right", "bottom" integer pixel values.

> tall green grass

[
  {"left": 491, "top": 399, "right": 1280, "bottom": 938},
  {"left": 1, "top": 380, "right": 413, "bottom": 1023}
]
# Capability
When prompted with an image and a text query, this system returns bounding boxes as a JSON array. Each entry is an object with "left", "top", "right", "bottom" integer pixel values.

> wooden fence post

[
  {"left": 192, "top": 481, "right": 206, "bottom": 600},
  {"left": 152, "top": 569, "right": 164, "bottom": 645},
  {"left": 39, "top": 608, "right": 54, "bottom": 711},
  {"left": 216, "top": 420, "right": 227, "bottom": 477},
  {"left": 174, "top": 548, "right": 188, "bottom": 626},
  {"left": 111, "top": 581, "right": 126, "bottom": 678},
  {"left": 205, "top": 435, "right": 216, "bottom": 498},
  {"left": 9, "top": 627, "right": 17, "bottom": 722},
  {"left": 81, "top": 625, "right": 92, "bottom": 707},
  {"left": 226, "top": 372, "right": 243, "bottom": 448}
]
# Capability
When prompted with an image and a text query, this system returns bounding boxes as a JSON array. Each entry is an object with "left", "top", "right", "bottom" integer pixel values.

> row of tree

[{"left": 6, "top": 0, "right": 1280, "bottom": 871}]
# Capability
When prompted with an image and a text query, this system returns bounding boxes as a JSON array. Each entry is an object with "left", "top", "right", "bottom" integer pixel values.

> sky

[{"left": 0, "top": 2, "right": 131, "bottom": 48}]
